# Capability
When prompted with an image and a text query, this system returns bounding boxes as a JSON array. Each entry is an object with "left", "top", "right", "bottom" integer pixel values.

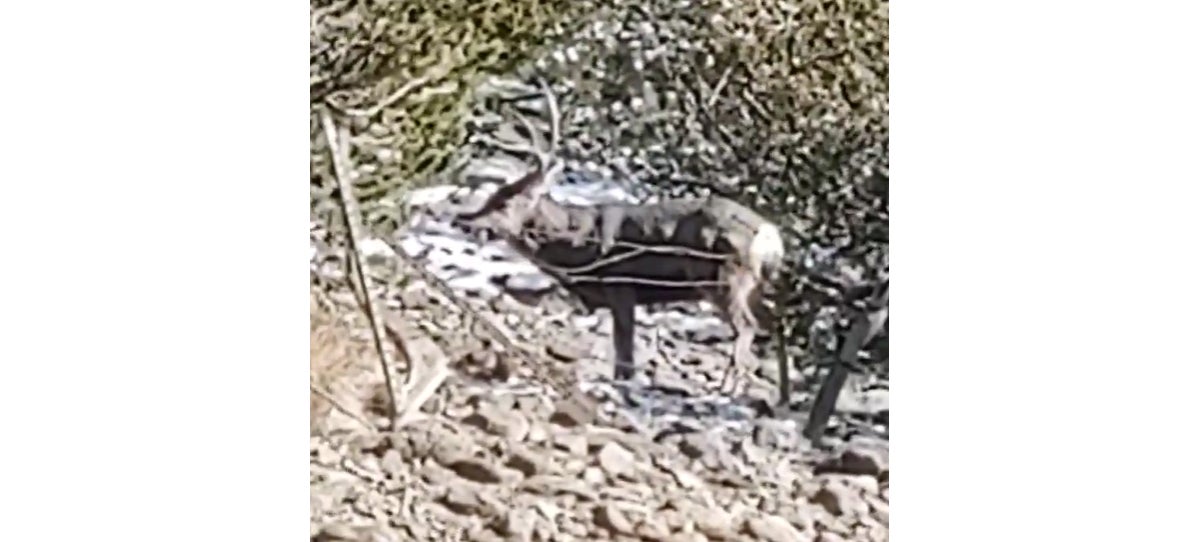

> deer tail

[{"left": 748, "top": 223, "right": 785, "bottom": 280}]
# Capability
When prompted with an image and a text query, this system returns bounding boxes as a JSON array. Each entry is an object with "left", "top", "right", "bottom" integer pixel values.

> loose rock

[
  {"left": 550, "top": 391, "right": 596, "bottom": 427},
  {"left": 667, "top": 533, "right": 709, "bottom": 542},
  {"left": 818, "top": 445, "right": 888, "bottom": 478},
  {"left": 380, "top": 449, "right": 407, "bottom": 479},
  {"left": 506, "top": 446, "right": 551, "bottom": 478},
  {"left": 593, "top": 503, "right": 637, "bottom": 536},
  {"left": 553, "top": 433, "right": 589, "bottom": 456},
  {"left": 596, "top": 442, "right": 639, "bottom": 481},
  {"left": 813, "top": 480, "right": 870, "bottom": 518},
  {"left": 442, "top": 484, "right": 485, "bottom": 515},
  {"left": 695, "top": 508, "right": 738, "bottom": 540},
  {"left": 496, "top": 508, "right": 537, "bottom": 542},
  {"left": 446, "top": 458, "right": 505, "bottom": 484},
  {"left": 463, "top": 409, "right": 532, "bottom": 442},
  {"left": 546, "top": 341, "right": 587, "bottom": 362},
  {"left": 817, "top": 532, "right": 849, "bottom": 542},
  {"left": 744, "top": 514, "right": 813, "bottom": 542}
]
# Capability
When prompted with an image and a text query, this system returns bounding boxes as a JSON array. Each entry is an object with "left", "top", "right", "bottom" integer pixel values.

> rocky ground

[
  {"left": 310, "top": 148, "right": 889, "bottom": 540},
  {"left": 312, "top": 0, "right": 888, "bottom": 530}
]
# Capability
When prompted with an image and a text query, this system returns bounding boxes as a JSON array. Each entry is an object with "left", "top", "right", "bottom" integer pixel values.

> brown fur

[{"left": 454, "top": 80, "right": 783, "bottom": 391}]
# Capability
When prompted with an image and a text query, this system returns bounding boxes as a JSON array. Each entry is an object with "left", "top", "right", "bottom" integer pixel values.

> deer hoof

[{"left": 613, "top": 361, "right": 636, "bottom": 381}]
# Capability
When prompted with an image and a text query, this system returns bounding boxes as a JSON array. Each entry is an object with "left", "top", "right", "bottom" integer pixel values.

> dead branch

[
  {"left": 394, "top": 351, "right": 450, "bottom": 428},
  {"left": 327, "top": 61, "right": 452, "bottom": 119},
  {"left": 706, "top": 64, "right": 736, "bottom": 108},
  {"left": 803, "top": 281, "right": 888, "bottom": 442},
  {"left": 378, "top": 312, "right": 452, "bottom": 429},
  {"left": 320, "top": 108, "right": 402, "bottom": 428}
]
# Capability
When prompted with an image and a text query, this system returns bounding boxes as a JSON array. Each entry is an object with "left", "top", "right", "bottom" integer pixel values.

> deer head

[{"left": 457, "top": 78, "right": 563, "bottom": 236}]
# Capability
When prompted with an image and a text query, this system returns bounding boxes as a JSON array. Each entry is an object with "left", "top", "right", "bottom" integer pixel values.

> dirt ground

[{"left": 310, "top": 211, "right": 888, "bottom": 541}]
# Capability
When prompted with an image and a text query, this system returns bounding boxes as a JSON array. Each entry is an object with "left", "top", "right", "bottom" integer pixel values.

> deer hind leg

[
  {"left": 719, "top": 268, "right": 760, "bottom": 395},
  {"left": 605, "top": 285, "right": 638, "bottom": 381}
]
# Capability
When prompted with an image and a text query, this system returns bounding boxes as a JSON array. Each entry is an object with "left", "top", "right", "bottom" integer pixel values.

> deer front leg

[
  {"left": 719, "top": 269, "right": 760, "bottom": 395},
  {"left": 606, "top": 285, "right": 638, "bottom": 381}
]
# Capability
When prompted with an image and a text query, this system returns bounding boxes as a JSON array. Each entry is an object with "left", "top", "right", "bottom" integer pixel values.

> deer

[{"left": 449, "top": 79, "right": 786, "bottom": 395}]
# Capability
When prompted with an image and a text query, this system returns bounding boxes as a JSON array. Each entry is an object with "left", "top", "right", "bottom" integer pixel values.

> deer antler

[{"left": 457, "top": 78, "right": 563, "bottom": 229}]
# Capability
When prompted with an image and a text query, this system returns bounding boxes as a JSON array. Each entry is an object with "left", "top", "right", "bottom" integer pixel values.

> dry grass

[
  {"left": 310, "top": 292, "right": 377, "bottom": 434},
  {"left": 310, "top": 287, "right": 453, "bottom": 434}
]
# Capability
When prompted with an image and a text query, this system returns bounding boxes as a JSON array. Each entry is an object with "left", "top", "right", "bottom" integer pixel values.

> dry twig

[
  {"left": 803, "top": 281, "right": 888, "bottom": 442},
  {"left": 706, "top": 64, "right": 736, "bottom": 108},
  {"left": 327, "top": 61, "right": 452, "bottom": 119},
  {"left": 394, "top": 352, "right": 450, "bottom": 428},
  {"left": 320, "top": 108, "right": 403, "bottom": 428},
  {"left": 379, "top": 314, "right": 451, "bottom": 429}
]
